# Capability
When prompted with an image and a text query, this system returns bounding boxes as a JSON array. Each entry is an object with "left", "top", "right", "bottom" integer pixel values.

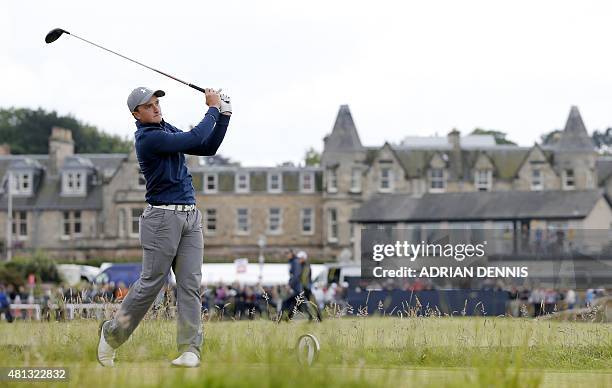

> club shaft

[{"left": 68, "top": 33, "right": 206, "bottom": 93}]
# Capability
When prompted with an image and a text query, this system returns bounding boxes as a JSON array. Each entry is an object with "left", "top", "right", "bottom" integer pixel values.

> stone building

[{"left": 0, "top": 105, "right": 610, "bottom": 262}]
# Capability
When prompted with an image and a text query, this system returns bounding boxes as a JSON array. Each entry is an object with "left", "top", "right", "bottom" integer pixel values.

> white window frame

[
  {"left": 474, "top": 169, "right": 492, "bottom": 192},
  {"left": 235, "top": 172, "right": 250, "bottom": 193},
  {"left": 267, "top": 172, "right": 282, "bottom": 193},
  {"left": 203, "top": 173, "right": 218, "bottom": 193},
  {"left": 129, "top": 208, "right": 142, "bottom": 238},
  {"left": 236, "top": 208, "right": 250, "bottom": 235},
  {"left": 300, "top": 208, "right": 315, "bottom": 235},
  {"left": 61, "top": 210, "right": 83, "bottom": 240},
  {"left": 267, "top": 207, "right": 283, "bottom": 234},
  {"left": 10, "top": 172, "right": 33, "bottom": 196},
  {"left": 327, "top": 208, "right": 338, "bottom": 243},
  {"left": 378, "top": 167, "right": 394, "bottom": 193},
  {"left": 350, "top": 168, "right": 362, "bottom": 193},
  {"left": 300, "top": 171, "right": 315, "bottom": 193},
  {"left": 12, "top": 210, "right": 28, "bottom": 241},
  {"left": 429, "top": 168, "right": 446, "bottom": 193},
  {"left": 563, "top": 169, "right": 575, "bottom": 190},
  {"left": 531, "top": 168, "right": 543, "bottom": 191},
  {"left": 327, "top": 169, "right": 338, "bottom": 193},
  {"left": 204, "top": 208, "right": 217, "bottom": 235},
  {"left": 62, "top": 170, "right": 87, "bottom": 196}
]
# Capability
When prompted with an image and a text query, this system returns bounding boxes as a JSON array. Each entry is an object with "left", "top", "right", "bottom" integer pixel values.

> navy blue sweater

[{"left": 134, "top": 107, "right": 229, "bottom": 205}]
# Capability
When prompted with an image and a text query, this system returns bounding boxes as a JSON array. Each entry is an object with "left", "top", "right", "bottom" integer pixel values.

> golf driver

[{"left": 45, "top": 28, "right": 208, "bottom": 94}]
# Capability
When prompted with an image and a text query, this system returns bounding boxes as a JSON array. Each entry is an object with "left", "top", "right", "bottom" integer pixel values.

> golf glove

[{"left": 219, "top": 93, "right": 232, "bottom": 115}]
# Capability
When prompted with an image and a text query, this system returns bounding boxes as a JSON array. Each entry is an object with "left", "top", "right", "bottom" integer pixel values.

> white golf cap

[
  {"left": 296, "top": 250, "right": 308, "bottom": 260},
  {"left": 127, "top": 86, "right": 165, "bottom": 112}
]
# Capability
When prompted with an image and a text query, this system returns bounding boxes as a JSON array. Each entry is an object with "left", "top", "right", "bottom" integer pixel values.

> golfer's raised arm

[
  {"left": 184, "top": 114, "right": 230, "bottom": 156},
  {"left": 145, "top": 89, "right": 222, "bottom": 153}
]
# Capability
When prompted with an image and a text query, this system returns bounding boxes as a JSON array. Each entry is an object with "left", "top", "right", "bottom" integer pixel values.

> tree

[
  {"left": 0, "top": 107, "right": 131, "bottom": 154},
  {"left": 592, "top": 128, "right": 612, "bottom": 154},
  {"left": 304, "top": 147, "right": 320, "bottom": 166},
  {"left": 540, "top": 129, "right": 562, "bottom": 146},
  {"left": 469, "top": 128, "right": 517, "bottom": 145}
]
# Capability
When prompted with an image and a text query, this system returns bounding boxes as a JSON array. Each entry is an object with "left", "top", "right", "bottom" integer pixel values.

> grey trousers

[{"left": 104, "top": 205, "right": 204, "bottom": 356}]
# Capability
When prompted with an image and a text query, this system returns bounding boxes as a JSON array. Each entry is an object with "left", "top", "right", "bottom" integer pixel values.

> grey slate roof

[
  {"left": 352, "top": 190, "right": 603, "bottom": 223},
  {"left": 323, "top": 105, "right": 364, "bottom": 152},
  {"left": 0, "top": 176, "right": 104, "bottom": 211},
  {"left": 555, "top": 106, "right": 596, "bottom": 152},
  {"left": 392, "top": 148, "right": 532, "bottom": 180},
  {"left": 0, "top": 153, "right": 125, "bottom": 211}
]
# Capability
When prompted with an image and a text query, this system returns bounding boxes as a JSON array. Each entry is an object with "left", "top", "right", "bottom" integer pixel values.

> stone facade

[{"left": 0, "top": 105, "right": 610, "bottom": 262}]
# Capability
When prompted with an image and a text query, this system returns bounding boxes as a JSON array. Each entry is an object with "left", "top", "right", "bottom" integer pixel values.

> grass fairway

[{"left": 0, "top": 317, "right": 610, "bottom": 387}]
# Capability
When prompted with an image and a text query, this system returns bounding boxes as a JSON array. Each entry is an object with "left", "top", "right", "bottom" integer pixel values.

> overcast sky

[{"left": 2, "top": 1, "right": 612, "bottom": 165}]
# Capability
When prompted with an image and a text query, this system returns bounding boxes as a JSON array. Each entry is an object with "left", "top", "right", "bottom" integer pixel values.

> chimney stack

[{"left": 49, "top": 127, "right": 74, "bottom": 175}]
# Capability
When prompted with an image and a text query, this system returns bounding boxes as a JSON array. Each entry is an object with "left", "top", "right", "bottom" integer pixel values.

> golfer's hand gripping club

[{"left": 205, "top": 89, "right": 222, "bottom": 110}]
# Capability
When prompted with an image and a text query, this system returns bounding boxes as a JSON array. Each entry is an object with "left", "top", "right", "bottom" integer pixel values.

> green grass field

[{"left": 0, "top": 316, "right": 610, "bottom": 387}]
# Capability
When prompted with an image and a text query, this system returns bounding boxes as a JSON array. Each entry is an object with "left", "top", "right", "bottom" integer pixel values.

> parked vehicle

[{"left": 57, "top": 264, "right": 101, "bottom": 286}]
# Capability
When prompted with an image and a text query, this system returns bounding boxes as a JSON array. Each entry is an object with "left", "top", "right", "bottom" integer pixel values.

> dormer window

[
  {"left": 475, "top": 169, "right": 492, "bottom": 191},
  {"left": 531, "top": 169, "right": 543, "bottom": 191},
  {"left": 350, "top": 168, "right": 362, "bottom": 193},
  {"left": 300, "top": 171, "right": 315, "bottom": 193},
  {"left": 203, "top": 173, "right": 218, "bottom": 193},
  {"left": 429, "top": 168, "right": 446, "bottom": 193},
  {"left": 62, "top": 170, "right": 87, "bottom": 196},
  {"left": 326, "top": 168, "right": 338, "bottom": 193},
  {"left": 235, "top": 172, "right": 250, "bottom": 193},
  {"left": 9, "top": 172, "right": 33, "bottom": 196},
  {"left": 267, "top": 172, "right": 282, "bottom": 193},
  {"left": 378, "top": 167, "right": 394, "bottom": 193},
  {"left": 563, "top": 169, "right": 575, "bottom": 190}
]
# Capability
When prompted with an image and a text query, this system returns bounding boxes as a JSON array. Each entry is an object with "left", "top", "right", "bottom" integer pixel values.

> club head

[{"left": 45, "top": 28, "right": 70, "bottom": 44}]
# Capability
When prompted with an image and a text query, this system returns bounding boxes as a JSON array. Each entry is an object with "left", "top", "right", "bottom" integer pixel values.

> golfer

[{"left": 97, "top": 86, "right": 231, "bottom": 368}]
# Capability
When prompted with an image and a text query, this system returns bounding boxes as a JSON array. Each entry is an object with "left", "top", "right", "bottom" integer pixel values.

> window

[
  {"left": 475, "top": 170, "right": 492, "bottom": 191},
  {"left": 12, "top": 211, "right": 27, "bottom": 239},
  {"left": 379, "top": 167, "right": 394, "bottom": 192},
  {"left": 531, "top": 169, "right": 543, "bottom": 191},
  {"left": 350, "top": 168, "right": 362, "bottom": 193},
  {"left": 563, "top": 169, "right": 575, "bottom": 190},
  {"left": 203, "top": 173, "right": 218, "bottom": 193},
  {"left": 130, "top": 208, "right": 142, "bottom": 237},
  {"left": 9, "top": 172, "right": 33, "bottom": 195},
  {"left": 429, "top": 168, "right": 446, "bottom": 192},
  {"left": 267, "top": 172, "right": 282, "bottom": 193},
  {"left": 267, "top": 207, "right": 282, "bottom": 234},
  {"left": 204, "top": 208, "right": 217, "bottom": 234},
  {"left": 327, "top": 208, "right": 338, "bottom": 242},
  {"left": 62, "top": 171, "right": 86, "bottom": 196},
  {"left": 236, "top": 208, "right": 249, "bottom": 234},
  {"left": 235, "top": 172, "right": 250, "bottom": 193},
  {"left": 137, "top": 171, "right": 146, "bottom": 190},
  {"left": 62, "top": 211, "right": 82, "bottom": 239},
  {"left": 327, "top": 169, "right": 338, "bottom": 193},
  {"left": 300, "top": 172, "right": 315, "bottom": 193},
  {"left": 301, "top": 208, "right": 314, "bottom": 235}
]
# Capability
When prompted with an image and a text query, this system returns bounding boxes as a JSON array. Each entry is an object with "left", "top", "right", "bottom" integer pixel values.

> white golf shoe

[
  {"left": 97, "top": 320, "right": 116, "bottom": 367},
  {"left": 171, "top": 351, "right": 201, "bottom": 368}
]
